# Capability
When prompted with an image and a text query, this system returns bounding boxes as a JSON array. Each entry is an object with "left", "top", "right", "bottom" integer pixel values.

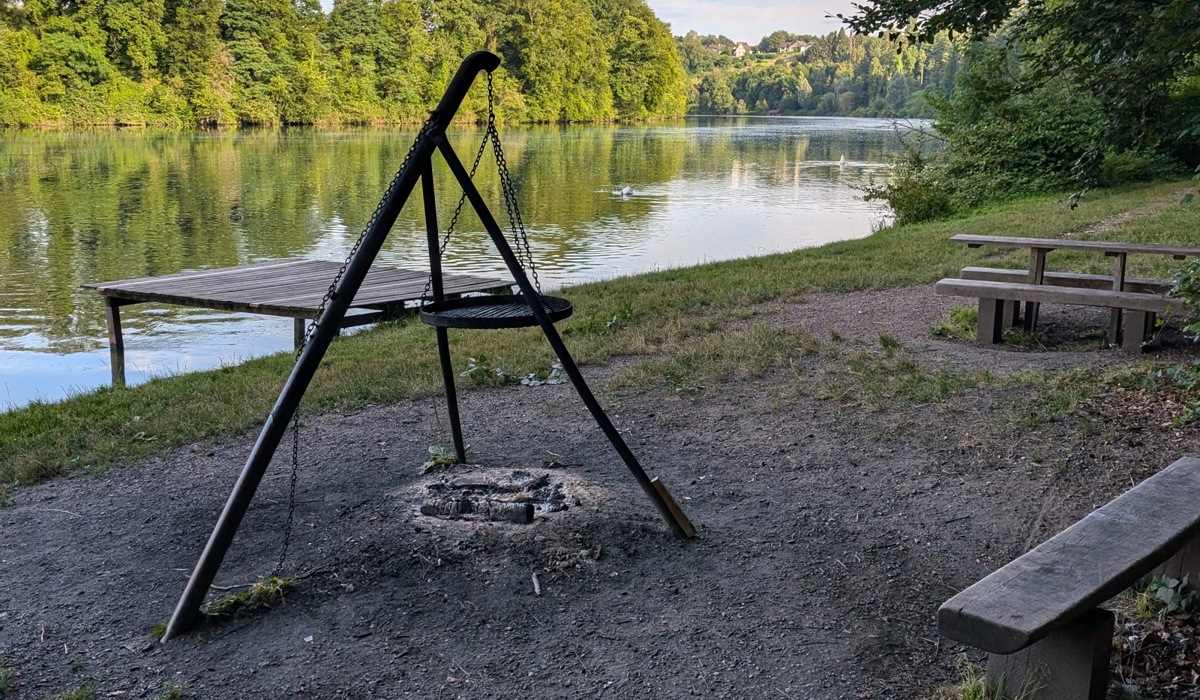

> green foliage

[
  {"left": 683, "top": 27, "right": 960, "bottom": 118},
  {"left": 847, "top": 0, "right": 1200, "bottom": 177},
  {"left": 204, "top": 576, "right": 293, "bottom": 618},
  {"left": 0, "top": 0, "right": 686, "bottom": 126},
  {"left": 860, "top": 130, "right": 955, "bottom": 225},
  {"left": 564, "top": 300, "right": 636, "bottom": 336},
  {"left": 931, "top": 306, "right": 977, "bottom": 340},
  {"left": 420, "top": 445, "right": 458, "bottom": 473},
  {"left": 1158, "top": 255, "right": 1200, "bottom": 421},
  {"left": 1131, "top": 575, "right": 1198, "bottom": 620}
]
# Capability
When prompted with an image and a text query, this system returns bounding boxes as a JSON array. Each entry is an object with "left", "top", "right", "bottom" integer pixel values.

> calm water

[{"left": 0, "top": 116, "right": 902, "bottom": 409}]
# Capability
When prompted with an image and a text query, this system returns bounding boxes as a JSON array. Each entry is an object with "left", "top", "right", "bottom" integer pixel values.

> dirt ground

[{"left": 2, "top": 284, "right": 1198, "bottom": 700}]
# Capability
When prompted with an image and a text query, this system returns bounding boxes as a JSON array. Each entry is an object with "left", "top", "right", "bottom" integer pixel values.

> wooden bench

[
  {"left": 938, "top": 456, "right": 1200, "bottom": 700},
  {"left": 959, "top": 267, "right": 1170, "bottom": 295},
  {"left": 934, "top": 278, "right": 1175, "bottom": 353}
]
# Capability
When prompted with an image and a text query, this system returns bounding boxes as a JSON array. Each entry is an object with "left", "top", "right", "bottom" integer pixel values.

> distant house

[
  {"left": 732, "top": 42, "right": 751, "bottom": 58},
  {"left": 780, "top": 40, "right": 809, "bottom": 55}
]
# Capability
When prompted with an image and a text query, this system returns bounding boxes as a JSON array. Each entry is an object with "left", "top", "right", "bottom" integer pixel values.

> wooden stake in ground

[{"left": 651, "top": 477, "right": 696, "bottom": 538}]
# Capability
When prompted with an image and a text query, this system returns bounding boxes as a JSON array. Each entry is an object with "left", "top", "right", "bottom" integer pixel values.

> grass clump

[
  {"left": 1118, "top": 575, "right": 1199, "bottom": 621},
  {"left": 420, "top": 445, "right": 458, "bottom": 474},
  {"left": 932, "top": 307, "right": 978, "bottom": 340},
  {"left": 814, "top": 338, "right": 982, "bottom": 409},
  {"left": 996, "top": 368, "right": 1098, "bottom": 429},
  {"left": 155, "top": 685, "right": 184, "bottom": 700},
  {"left": 932, "top": 655, "right": 1042, "bottom": 700},
  {"left": 612, "top": 323, "right": 815, "bottom": 394},
  {"left": 203, "top": 577, "right": 294, "bottom": 619},
  {"left": 51, "top": 689, "right": 95, "bottom": 700}
]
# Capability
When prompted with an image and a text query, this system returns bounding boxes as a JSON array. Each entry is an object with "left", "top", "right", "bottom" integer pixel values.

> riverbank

[
  {"left": 3, "top": 180, "right": 1196, "bottom": 493},
  {"left": 1, "top": 180, "right": 1199, "bottom": 699}
]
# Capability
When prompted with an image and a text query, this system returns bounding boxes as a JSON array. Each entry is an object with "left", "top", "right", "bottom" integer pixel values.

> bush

[{"left": 860, "top": 133, "right": 956, "bottom": 225}]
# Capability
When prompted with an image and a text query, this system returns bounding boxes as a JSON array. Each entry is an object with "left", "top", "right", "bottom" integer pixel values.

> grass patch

[
  {"left": 50, "top": 689, "right": 95, "bottom": 700},
  {"left": 931, "top": 655, "right": 1043, "bottom": 700},
  {"left": 813, "top": 337, "right": 983, "bottom": 409},
  {"left": 1110, "top": 574, "right": 1198, "bottom": 622},
  {"left": 155, "top": 685, "right": 184, "bottom": 700},
  {"left": 996, "top": 368, "right": 1099, "bottom": 429},
  {"left": 1, "top": 180, "right": 1197, "bottom": 488},
  {"left": 0, "top": 665, "right": 10, "bottom": 696},
  {"left": 203, "top": 576, "right": 294, "bottom": 619},
  {"left": 932, "top": 306, "right": 978, "bottom": 340},
  {"left": 612, "top": 323, "right": 816, "bottom": 393}
]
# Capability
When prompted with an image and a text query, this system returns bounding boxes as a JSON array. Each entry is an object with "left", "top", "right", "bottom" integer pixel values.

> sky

[{"left": 645, "top": 0, "right": 860, "bottom": 43}]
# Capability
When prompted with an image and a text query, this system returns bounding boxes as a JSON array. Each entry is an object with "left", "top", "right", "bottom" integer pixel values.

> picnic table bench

[
  {"left": 935, "top": 235, "right": 1200, "bottom": 352},
  {"left": 939, "top": 456, "right": 1200, "bottom": 700},
  {"left": 82, "top": 259, "right": 511, "bottom": 387}
]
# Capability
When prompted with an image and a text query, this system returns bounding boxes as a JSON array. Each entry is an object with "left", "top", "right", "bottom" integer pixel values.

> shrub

[{"left": 860, "top": 132, "right": 955, "bottom": 225}]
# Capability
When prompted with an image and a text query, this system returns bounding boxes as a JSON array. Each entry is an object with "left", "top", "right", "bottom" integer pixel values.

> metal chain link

[
  {"left": 423, "top": 73, "right": 542, "bottom": 298},
  {"left": 273, "top": 116, "right": 437, "bottom": 579},
  {"left": 422, "top": 79, "right": 495, "bottom": 301},
  {"left": 487, "top": 77, "right": 541, "bottom": 293}
]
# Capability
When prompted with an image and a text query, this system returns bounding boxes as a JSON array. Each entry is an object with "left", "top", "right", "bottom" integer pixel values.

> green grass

[
  {"left": 811, "top": 336, "right": 984, "bottom": 409},
  {"left": 49, "top": 689, "right": 95, "bottom": 700},
  {"left": 203, "top": 576, "right": 294, "bottom": 618},
  {"left": 995, "top": 368, "right": 1100, "bottom": 429},
  {"left": 932, "top": 306, "right": 978, "bottom": 340},
  {"left": 2, "top": 180, "right": 1198, "bottom": 488}
]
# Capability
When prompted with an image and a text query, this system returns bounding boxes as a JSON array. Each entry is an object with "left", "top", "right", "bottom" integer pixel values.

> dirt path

[{"left": 1, "top": 284, "right": 1196, "bottom": 699}]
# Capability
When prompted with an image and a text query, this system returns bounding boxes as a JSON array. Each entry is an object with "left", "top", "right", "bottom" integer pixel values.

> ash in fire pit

[{"left": 419, "top": 470, "right": 577, "bottom": 524}]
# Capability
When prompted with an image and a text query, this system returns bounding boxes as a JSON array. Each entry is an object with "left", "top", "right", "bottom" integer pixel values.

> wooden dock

[{"left": 82, "top": 259, "right": 512, "bottom": 386}]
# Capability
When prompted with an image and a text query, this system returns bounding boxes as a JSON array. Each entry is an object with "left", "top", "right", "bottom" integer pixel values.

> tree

[{"left": 844, "top": 0, "right": 1200, "bottom": 167}]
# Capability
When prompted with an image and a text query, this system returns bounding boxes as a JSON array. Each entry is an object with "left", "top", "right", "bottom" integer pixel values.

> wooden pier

[{"left": 82, "top": 259, "right": 511, "bottom": 386}]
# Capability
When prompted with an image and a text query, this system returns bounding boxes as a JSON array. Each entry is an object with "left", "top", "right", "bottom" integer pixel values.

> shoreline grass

[{"left": 2, "top": 180, "right": 1197, "bottom": 491}]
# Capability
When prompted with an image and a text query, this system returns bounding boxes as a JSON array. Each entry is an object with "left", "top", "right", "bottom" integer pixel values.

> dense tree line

[
  {"left": 846, "top": 0, "right": 1199, "bottom": 224},
  {"left": 677, "top": 28, "right": 960, "bottom": 118},
  {"left": 0, "top": 0, "right": 687, "bottom": 126}
]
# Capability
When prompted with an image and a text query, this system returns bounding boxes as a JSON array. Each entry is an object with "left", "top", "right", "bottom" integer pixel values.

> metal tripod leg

[
  {"left": 434, "top": 134, "right": 693, "bottom": 539},
  {"left": 422, "top": 168, "right": 466, "bottom": 463}
]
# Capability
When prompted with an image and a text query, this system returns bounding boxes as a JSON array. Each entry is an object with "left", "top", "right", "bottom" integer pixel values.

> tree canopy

[
  {"left": 844, "top": 0, "right": 1200, "bottom": 166},
  {"left": 679, "top": 27, "right": 959, "bottom": 118},
  {"left": 0, "top": 0, "right": 688, "bottom": 126}
]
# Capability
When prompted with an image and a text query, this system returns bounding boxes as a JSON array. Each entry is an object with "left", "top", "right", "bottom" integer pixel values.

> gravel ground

[{"left": 1, "top": 283, "right": 1197, "bottom": 699}]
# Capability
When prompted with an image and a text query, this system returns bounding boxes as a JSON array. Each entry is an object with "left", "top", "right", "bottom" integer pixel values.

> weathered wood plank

[
  {"left": 950, "top": 234, "right": 1200, "bottom": 259},
  {"left": 82, "top": 259, "right": 317, "bottom": 291},
  {"left": 83, "top": 260, "right": 511, "bottom": 317},
  {"left": 960, "top": 267, "right": 1170, "bottom": 294},
  {"left": 934, "top": 278, "right": 1174, "bottom": 313},
  {"left": 938, "top": 456, "right": 1200, "bottom": 655}
]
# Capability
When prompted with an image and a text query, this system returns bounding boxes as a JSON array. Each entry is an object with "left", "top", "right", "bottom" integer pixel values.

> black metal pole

[
  {"left": 433, "top": 134, "right": 690, "bottom": 539},
  {"left": 162, "top": 52, "right": 502, "bottom": 642},
  {"left": 422, "top": 168, "right": 467, "bottom": 463}
]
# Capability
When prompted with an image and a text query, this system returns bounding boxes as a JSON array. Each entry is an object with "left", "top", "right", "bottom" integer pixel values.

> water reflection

[{"left": 0, "top": 116, "right": 901, "bottom": 409}]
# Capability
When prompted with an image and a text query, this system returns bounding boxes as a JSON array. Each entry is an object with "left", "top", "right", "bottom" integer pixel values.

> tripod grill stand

[{"left": 161, "top": 51, "right": 693, "bottom": 642}]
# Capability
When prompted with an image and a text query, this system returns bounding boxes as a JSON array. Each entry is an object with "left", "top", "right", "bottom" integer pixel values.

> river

[{"left": 0, "top": 116, "right": 905, "bottom": 410}]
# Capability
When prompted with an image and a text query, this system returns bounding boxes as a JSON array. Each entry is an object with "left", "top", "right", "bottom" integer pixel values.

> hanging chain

[
  {"left": 487, "top": 77, "right": 541, "bottom": 293},
  {"left": 422, "top": 77, "right": 496, "bottom": 301},
  {"left": 423, "top": 73, "right": 542, "bottom": 300},
  {"left": 273, "top": 116, "right": 438, "bottom": 579}
]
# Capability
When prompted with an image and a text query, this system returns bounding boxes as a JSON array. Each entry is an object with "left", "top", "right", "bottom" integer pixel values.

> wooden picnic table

[
  {"left": 82, "top": 259, "right": 512, "bottom": 387},
  {"left": 949, "top": 234, "right": 1200, "bottom": 335}
]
